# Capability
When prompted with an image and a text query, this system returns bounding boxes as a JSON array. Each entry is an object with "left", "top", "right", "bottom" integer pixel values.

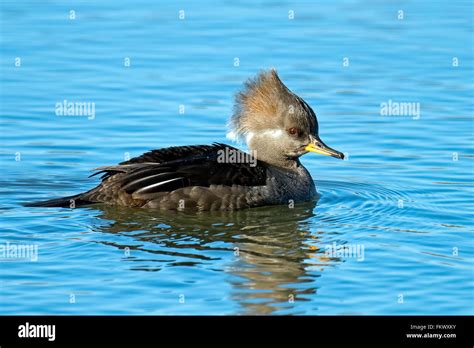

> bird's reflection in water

[{"left": 88, "top": 199, "right": 340, "bottom": 315}]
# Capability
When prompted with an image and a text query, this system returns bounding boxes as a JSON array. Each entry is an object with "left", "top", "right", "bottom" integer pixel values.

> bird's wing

[
  {"left": 90, "top": 144, "right": 224, "bottom": 180},
  {"left": 87, "top": 143, "right": 268, "bottom": 202},
  {"left": 120, "top": 144, "right": 224, "bottom": 165}
]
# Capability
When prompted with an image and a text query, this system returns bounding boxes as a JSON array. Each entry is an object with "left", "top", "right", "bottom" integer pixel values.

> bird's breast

[{"left": 265, "top": 165, "right": 316, "bottom": 204}]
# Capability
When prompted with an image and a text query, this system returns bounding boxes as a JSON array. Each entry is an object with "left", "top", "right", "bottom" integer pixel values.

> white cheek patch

[
  {"left": 246, "top": 129, "right": 282, "bottom": 144},
  {"left": 230, "top": 129, "right": 284, "bottom": 145},
  {"left": 260, "top": 129, "right": 284, "bottom": 138}
]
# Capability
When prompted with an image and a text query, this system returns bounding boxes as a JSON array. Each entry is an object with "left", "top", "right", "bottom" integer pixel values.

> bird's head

[{"left": 227, "top": 69, "right": 344, "bottom": 167}]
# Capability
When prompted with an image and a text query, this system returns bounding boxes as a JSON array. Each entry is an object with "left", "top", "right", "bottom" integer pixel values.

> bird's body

[
  {"left": 27, "top": 70, "right": 342, "bottom": 211},
  {"left": 29, "top": 143, "right": 316, "bottom": 210}
]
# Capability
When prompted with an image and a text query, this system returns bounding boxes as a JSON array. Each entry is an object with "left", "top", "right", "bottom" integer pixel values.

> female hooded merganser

[{"left": 27, "top": 69, "right": 344, "bottom": 211}]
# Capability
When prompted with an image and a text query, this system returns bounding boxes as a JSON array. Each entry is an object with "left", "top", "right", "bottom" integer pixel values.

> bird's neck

[{"left": 251, "top": 146, "right": 301, "bottom": 170}]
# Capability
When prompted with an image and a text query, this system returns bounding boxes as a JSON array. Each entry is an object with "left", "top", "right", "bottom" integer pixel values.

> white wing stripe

[
  {"left": 123, "top": 172, "right": 171, "bottom": 190},
  {"left": 134, "top": 177, "right": 184, "bottom": 194}
]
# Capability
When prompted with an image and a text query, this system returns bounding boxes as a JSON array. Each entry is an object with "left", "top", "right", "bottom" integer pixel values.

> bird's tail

[{"left": 23, "top": 194, "right": 92, "bottom": 208}]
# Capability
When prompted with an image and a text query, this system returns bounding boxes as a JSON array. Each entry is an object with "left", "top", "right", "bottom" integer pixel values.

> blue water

[{"left": 0, "top": 0, "right": 473, "bottom": 315}]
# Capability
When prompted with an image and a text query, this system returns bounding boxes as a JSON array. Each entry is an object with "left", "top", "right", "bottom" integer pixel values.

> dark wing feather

[
  {"left": 86, "top": 143, "right": 267, "bottom": 203},
  {"left": 120, "top": 144, "right": 223, "bottom": 165},
  {"left": 89, "top": 144, "right": 224, "bottom": 181}
]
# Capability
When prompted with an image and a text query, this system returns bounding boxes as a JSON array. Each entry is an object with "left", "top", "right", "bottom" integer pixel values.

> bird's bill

[{"left": 305, "top": 136, "right": 344, "bottom": 159}]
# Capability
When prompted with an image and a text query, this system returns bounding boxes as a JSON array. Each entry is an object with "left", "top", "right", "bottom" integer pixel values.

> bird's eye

[{"left": 288, "top": 127, "right": 300, "bottom": 136}]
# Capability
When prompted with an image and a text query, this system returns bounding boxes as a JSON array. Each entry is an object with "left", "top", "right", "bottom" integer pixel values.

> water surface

[{"left": 0, "top": 0, "right": 473, "bottom": 315}]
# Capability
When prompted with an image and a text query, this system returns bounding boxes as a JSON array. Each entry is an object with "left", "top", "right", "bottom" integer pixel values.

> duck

[{"left": 26, "top": 69, "right": 344, "bottom": 211}]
